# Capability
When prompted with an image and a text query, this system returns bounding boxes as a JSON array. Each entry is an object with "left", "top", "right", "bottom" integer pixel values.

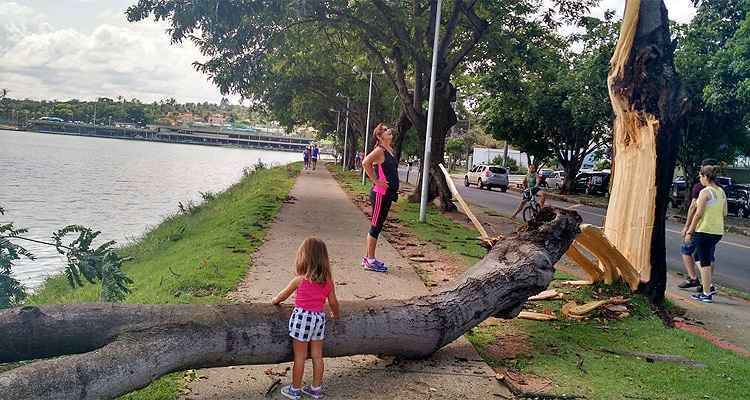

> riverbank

[
  {"left": 28, "top": 162, "right": 301, "bottom": 398},
  {"left": 331, "top": 166, "right": 750, "bottom": 399}
]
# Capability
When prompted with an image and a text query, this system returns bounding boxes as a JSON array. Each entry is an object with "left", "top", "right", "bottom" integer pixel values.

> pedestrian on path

[
  {"left": 272, "top": 237, "right": 340, "bottom": 400},
  {"left": 679, "top": 158, "right": 719, "bottom": 291},
  {"left": 311, "top": 144, "right": 319, "bottom": 170},
  {"left": 303, "top": 146, "right": 311, "bottom": 170},
  {"left": 361, "top": 123, "right": 399, "bottom": 272},
  {"left": 685, "top": 165, "right": 727, "bottom": 303}
]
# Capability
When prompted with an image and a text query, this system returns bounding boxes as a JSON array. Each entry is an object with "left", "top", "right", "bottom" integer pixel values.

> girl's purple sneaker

[
  {"left": 362, "top": 257, "right": 387, "bottom": 272},
  {"left": 281, "top": 385, "right": 302, "bottom": 400},
  {"left": 302, "top": 385, "right": 324, "bottom": 399}
]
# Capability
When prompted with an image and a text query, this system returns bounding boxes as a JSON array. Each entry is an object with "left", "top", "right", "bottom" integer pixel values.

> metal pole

[
  {"left": 362, "top": 71, "right": 374, "bottom": 184},
  {"left": 335, "top": 111, "right": 341, "bottom": 163},
  {"left": 419, "top": 0, "right": 443, "bottom": 223},
  {"left": 343, "top": 97, "right": 350, "bottom": 169}
]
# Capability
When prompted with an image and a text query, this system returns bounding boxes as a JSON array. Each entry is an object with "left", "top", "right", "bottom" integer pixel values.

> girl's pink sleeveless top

[{"left": 295, "top": 279, "right": 332, "bottom": 312}]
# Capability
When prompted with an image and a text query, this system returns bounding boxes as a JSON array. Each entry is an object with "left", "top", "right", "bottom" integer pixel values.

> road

[{"left": 398, "top": 167, "right": 750, "bottom": 292}]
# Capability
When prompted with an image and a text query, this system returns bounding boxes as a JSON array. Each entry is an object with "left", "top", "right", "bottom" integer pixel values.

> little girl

[{"left": 272, "top": 237, "right": 340, "bottom": 400}]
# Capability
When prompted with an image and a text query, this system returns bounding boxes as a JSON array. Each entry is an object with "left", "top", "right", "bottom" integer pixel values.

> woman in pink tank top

[
  {"left": 361, "top": 123, "right": 399, "bottom": 273},
  {"left": 272, "top": 238, "right": 339, "bottom": 399}
]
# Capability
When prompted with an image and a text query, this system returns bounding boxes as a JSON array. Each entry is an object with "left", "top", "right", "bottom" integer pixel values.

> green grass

[
  {"left": 331, "top": 165, "right": 750, "bottom": 400},
  {"left": 27, "top": 163, "right": 300, "bottom": 399},
  {"left": 468, "top": 278, "right": 750, "bottom": 399}
]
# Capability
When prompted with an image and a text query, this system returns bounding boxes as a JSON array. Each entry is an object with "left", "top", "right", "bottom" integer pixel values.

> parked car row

[
  {"left": 670, "top": 176, "right": 750, "bottom": 218},
  {"left": 462, "top": 166, "right": 749, "bottom": 218}
]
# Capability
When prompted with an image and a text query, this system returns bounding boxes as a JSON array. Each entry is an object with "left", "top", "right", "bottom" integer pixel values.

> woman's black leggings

[{"left": 369, "top": 190, "right": 394, "bottom": 239}]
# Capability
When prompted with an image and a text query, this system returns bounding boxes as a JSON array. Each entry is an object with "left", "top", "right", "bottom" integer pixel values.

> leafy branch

[{"left": 0, "top": 206, "right": 133, "bottom": 308}]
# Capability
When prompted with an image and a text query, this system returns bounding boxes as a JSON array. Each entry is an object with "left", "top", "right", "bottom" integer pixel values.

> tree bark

[
  {"left": 0, "top": 209, "right": 581, "bottom": 400},
  {"left": 408, "top": 79, "right": 458, "bottom": 211},
  {"left": 560, "top": 161, "right": 581, "bottom": 195},
  {"left": 604, "top": 0, "right": 687, "bottom": 304}
]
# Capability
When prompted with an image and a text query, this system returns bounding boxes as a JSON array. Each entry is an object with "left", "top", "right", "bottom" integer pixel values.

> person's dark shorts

[
  {"left": 692, "top": 232, "right": 722, "bottom": 267},
  {"left": 680, "top": 238, "right": 696, "bottom": 256}
]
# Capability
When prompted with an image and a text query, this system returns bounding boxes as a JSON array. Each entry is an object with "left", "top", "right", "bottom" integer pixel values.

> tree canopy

[
  {"left": 126, "top": 0, "right": 595, "bottom": 208},
  {"left": 479, "top": 12, "right": 617, "bottom": 192},
  {"left": 675, "top": 0, "right": 750, "bottom": 182}
]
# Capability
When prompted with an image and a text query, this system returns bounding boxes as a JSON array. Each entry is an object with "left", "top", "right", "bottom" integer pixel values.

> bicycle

[{"left": 521, "top": 188, "right": 541, "bottom": 222}]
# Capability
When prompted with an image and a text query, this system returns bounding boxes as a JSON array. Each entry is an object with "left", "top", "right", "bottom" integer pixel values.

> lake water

[{"left": 0, "top": 130, "right": 301, "bottom": 289}]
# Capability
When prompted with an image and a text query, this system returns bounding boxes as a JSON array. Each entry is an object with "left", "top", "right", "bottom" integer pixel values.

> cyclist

[{"left": 511, "top": 164, "right": 546, "bottom": 219}]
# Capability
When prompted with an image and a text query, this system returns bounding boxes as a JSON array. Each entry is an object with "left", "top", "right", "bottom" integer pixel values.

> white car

[
  {"left": 464, "top": 164, "right": 509, "bottom": 192},
  {"left": 547, "top": 171, "right": 566, "bottom": 190}
]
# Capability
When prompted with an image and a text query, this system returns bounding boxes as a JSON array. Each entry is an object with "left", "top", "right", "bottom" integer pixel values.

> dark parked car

[
  {"left": 670, "top": 176, "right": 734, "bottom": 208},
  {"left": 574, "top": 171, "right": 610, "bottom": 196},
  {"left": 726, "top": 184, "right": 750, "bottom": 218},
  {"left": 669, "top": 176, "right": 750, "bottom": 218}
]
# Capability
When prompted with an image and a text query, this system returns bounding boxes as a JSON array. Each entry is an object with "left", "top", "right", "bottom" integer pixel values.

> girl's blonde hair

[{"left": 295, "top": 237, "right": 332, "bottom": 283}]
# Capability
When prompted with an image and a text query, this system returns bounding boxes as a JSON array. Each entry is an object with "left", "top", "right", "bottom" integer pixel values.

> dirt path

[{"left": 182, "top": 166, "right": 508, "bottom": 399}]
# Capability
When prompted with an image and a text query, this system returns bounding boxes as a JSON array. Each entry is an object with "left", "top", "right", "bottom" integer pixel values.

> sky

[{"left": 0, "top": 1, "right": 697, "bottom": 105}]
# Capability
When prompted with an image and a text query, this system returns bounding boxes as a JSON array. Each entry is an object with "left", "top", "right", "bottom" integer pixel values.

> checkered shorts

[{"left": 288, "top": 307, "right": 326, "bottom": 342}]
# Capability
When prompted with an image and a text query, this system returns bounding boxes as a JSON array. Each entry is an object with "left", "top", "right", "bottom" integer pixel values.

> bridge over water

[{"left": 27, "top": 121, "right": 329, "bottom": 154}]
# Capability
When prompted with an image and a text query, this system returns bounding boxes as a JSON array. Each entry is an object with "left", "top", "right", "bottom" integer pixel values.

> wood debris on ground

[{"left": 528, "top": 289, "right": 562, "bottom": 301}]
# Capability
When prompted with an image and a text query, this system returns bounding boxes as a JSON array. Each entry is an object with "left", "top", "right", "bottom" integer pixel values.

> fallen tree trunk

[
  {"left": 0, "top": 209, "right": 581, "bottom": 400},
  {"left": 604, "top": 0, "right": 687, "bottom": 303}
]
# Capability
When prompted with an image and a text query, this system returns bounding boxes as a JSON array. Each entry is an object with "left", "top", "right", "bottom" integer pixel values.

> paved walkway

[{"left": 183, "top": 166, "right": 505, "bottom": 399}]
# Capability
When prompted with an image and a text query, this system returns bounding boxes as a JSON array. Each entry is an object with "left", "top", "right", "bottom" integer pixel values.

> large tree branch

[
  {"left": 361, "top": 37, "right": 419, "bottom": 126},
  {"left": 443, "top": 2, "right": 489, "bottom": 77},
  {"left": 371, "top": 0, "right": 429, "bottom": 67},
  {"left": 438, "top": 0, "right": 465, "bottom": 62},
  {"left": 0, "top": 210, "right": 581, "bottom": 399}
]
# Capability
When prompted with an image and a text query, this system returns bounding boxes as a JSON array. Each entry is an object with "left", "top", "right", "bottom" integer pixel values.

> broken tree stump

[{"left": 604, "top": 0, "right": 687, "bottom": 302}]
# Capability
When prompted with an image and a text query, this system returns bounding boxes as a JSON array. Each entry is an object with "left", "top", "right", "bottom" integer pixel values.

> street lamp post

[
  {"left": 419, "top": 0, "right": 443, "bottom": 223},
  {"left": 362, "top": 71, "right": 374, "bottom": 184},
  {"left": 341, "top": 96, "right": 350, "bottom": 169}
]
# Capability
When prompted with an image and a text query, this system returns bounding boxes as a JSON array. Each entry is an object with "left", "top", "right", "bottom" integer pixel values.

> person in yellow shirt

[{"left": 684, "top": 165, "right": 727, "bottom": 303}]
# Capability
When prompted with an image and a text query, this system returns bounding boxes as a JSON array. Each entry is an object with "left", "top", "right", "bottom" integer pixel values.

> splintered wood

[
  {"left": 565, "top": 224, "right": 641, "bottom": 290},
  {"left": 603, "top": 0, "right": 664, "bottom": 285}
]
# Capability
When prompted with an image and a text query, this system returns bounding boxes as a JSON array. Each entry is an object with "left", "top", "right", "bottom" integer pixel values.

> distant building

[
  {"left": 472, "top": 146, "right": 529, "bottom": 168},
  {"left": 208, "top": 113, "right": 228, "bottom": 126},
  {"left": 176, "top": 112, "right": 194, "bottom": 125}
]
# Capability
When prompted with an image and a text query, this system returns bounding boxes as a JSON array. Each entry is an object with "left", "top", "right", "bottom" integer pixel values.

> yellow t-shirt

[{"left": 696, "top": 186, "right": 725, "bottom": 235}]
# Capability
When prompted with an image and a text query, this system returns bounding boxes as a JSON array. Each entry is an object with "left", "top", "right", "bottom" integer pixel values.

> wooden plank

[
  {"left": 438, "top": 163, "right": 489, "bottom": 239},
  {"left": 517, "top": 311, "right": 557, "bottom": 321}
]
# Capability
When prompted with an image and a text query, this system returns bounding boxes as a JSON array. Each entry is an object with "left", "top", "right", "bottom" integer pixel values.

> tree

[
  {"left": 674, "top": 0, "right": 750, "bottom": 205},
  {"left": 479, "top": 13, "right": 617, "bottom": 193},
  {"left": 445, "top": 137, "right": 465, "bottom": 170},
  {"left": 0, "top": 209, "right": 581, "bottom": 399},
  {"left": 604, "top": 0, "right": 687, "bottom": 304},
  {"left": 126, "top": 0, "right": 594, "bottom": 210}
]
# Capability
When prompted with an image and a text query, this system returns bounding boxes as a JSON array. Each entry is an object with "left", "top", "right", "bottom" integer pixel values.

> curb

[{"left": 507, "top": 185, "right": 608, "bottom": 209}]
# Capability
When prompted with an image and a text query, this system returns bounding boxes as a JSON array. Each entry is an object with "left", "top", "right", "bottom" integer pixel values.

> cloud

[
  {"left": 592, "top": 0, "right": 696, "bottom": 24},
  {"left": 0, "top": 2, "right": 230, "bottom": 103}
]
